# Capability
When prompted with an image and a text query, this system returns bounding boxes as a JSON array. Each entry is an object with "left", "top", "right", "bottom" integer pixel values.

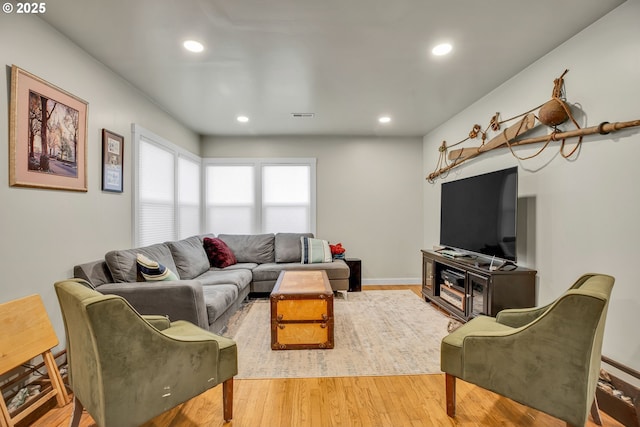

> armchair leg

[
  {"left": 445, "top": 373, "right": 456, "bottom": 417},
  {"left": 69, "top": 396, "right": 84, "bottom": 427},
  {"left": 223, "top": 377, "right": 233, "bottom": 422},
  {"left": 590, "top": 397, "right": 602, "bottom": 425}
]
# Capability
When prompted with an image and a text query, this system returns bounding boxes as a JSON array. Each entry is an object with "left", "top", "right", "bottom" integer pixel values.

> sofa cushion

[
  {"left": 136, "top": 253, "right": 179, "bottom": 281},
  {"left": 196, "top": 269, "right": 252, "bottom": 292},
  {"left": 301, "top": 237, "right": 332, "bottom": 263},
  {"left": 106, "top": 243, "right": 179, "bottom": 283},
  {"left": 203, "top": 237, "right": 237, "bottom": 268},
  {"left": 166, "top": 236, "right": 210, "bottom": 280},
  {"left": 252, "top": 260, "right": 350, "bottom": 282},
  {"left": 215, "top": 262, "right": 258, "bottom": 271},
  {"left": 218, "top": 234, "right": 275, "bottom": 264},
  {"left": 275, "top": 233, "right": 313, "bottom": 263},
  {"left": 202, "top": 284, "right": 239, "bottom": 325}
]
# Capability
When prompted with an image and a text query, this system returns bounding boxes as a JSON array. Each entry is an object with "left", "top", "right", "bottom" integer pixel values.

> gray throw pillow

[{"left": 275, "top": 233, "right": 314, "bottom": 263}]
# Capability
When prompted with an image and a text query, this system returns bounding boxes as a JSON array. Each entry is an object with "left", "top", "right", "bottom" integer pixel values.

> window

[
  {"left": 178, "top": 156, "right": 201, "bottom": 239},
  {"left": 262, "top": 165, "right": 311, "bottom": 233},
  {"left": 205, "top": 164, "right": 255, "bottom": 235},
  {"left": 137, "top": 137, "right": 175, "bottom": 246},
  {"left": 134, "top": 129, "right": 314, "bottom": 242},
  {"left": 204, "top": 158, "right": 316, "bottom": 235},
  {"left": 133, "top": 124, "right": 201, "bottom": 246}
]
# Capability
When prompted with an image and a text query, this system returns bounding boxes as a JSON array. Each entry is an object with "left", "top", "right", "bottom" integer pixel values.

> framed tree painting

[
  {"left": 9, "top": 65, "right": 88, "bottom": 192},
  {"left": 101, "top": 129, "right": 124, "bottom": 192}
]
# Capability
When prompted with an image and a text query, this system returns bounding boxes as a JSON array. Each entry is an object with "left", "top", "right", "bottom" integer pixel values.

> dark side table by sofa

[{"left": 344, "top": 258, "right": 361, "bottom": 292}]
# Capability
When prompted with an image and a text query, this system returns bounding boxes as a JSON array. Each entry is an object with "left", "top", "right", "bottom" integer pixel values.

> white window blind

[
  {"left": 205, "top": 164, "right": 255, "bottom": 235},
  {"left": 262, "top": 164, "right": 311, "bottom": 233},
  {"left": 133, "top": 124, "right": 201, "bottom": 246},
  {"left": 204, "top": 158, "right": 316, "bottom": 235},
  {"left": 178, "top": 156, "right": 201, "bottom": 239},
  {"left": 134, "top": 130, "right": 312, "bottom": 243},
  {"left": 138, "top": 138, "right": 175, "bottom": 246}
]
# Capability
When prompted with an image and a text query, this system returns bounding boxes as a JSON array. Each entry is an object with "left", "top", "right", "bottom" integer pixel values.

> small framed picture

[{"left": 102, "top": 129, "right": 124, "bottom": 192}]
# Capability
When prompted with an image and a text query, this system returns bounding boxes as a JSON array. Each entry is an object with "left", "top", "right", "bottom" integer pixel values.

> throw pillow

[
  {"left": 136, "top": 253, "right": 179, "bottom": 281},
  {"left": 301, "top": 237, "right": 332, "bottom": 264},
  {"left": 275, "top": 232, "right": 314, "bottom": 263},
  {"left": 203, "top": 237, "right": 238, "bottom": 268}
]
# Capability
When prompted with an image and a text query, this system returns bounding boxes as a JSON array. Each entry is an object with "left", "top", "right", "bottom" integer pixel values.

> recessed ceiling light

[
  {"left": 237, "top": 115, "right": 249, "bottom": 123},
  {"left": 432, "top": 43, "right": 452, "bottom": 56},
  {"left": 183, "top": 40, "right": 204, "bottom": 53},
  {"left": 378, "top": 116, "right": 391, "bottom": 124}
]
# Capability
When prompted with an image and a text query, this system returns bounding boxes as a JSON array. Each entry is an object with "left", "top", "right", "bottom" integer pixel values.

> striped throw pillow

[
  {"left": 136, "top": 253, "right": 179, "bottom": 281},
  {"left": 300, "top": 237, "right": 332, "bottom": 264}
]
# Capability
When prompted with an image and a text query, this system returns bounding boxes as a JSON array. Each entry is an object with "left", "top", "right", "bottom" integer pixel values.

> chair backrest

[
  {"left": 54, "top": 279, "right": 121, "bottom": 427},
  {"left": 570, "top": 274, "right": 615, "bottom": 416},
  {"left": 0, "top": 295, "right": 70, "bottom": 426},
  {"left": 522, "top": 273, "right": 614, "bottom": 426}
]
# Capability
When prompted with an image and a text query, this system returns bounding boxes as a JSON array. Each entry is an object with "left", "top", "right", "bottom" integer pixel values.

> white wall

[
  {"left": 0, "top": 16, "right": 199, "bottom": 349},
  {"left": 202, "top": 136, "right": 424, "bottom": 283},
  {"left": 423, "top": 0, "right": 640, "bottom": 370}
]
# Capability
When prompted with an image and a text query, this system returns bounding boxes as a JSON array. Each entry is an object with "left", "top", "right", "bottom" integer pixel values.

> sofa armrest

[{"left": 96, "top": 280, "right": 209, "bottom": 330}]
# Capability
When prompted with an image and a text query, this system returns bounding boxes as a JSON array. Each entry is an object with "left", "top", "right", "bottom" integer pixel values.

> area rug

[{"left": 227, "top": 290, "right": 451, "bottom": 379}]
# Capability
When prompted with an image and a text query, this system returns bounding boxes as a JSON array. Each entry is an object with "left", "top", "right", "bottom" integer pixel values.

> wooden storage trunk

[{"left": 270, "top": 271, "right": 334, "bottom": 350}]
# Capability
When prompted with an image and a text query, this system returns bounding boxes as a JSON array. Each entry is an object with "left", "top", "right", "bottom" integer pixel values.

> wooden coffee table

[{"left": 270, "top": 270, "right": 334, "bottom": 350}]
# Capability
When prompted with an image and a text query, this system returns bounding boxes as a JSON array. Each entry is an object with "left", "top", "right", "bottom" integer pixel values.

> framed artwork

[
  {"left": 101, "top": 129, "right": 124, "bottom": 192},
  {"left": 9, "top": 65, "right": 88, "bottom": 192}
]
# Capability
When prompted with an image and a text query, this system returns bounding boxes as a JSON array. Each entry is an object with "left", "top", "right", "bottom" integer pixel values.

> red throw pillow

[{"left": 203, "top": 237, "right": 237, "bottom": 268}]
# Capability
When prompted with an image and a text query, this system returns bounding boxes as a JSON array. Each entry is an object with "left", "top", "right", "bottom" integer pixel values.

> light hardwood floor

[{"left": 31, "top": 286, "right": 624, "bottom": 427}]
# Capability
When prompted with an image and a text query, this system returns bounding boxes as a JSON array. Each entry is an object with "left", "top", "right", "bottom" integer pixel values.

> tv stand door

[
  {"left": 467, "top": 272, "right": 489, "bottom": 318},
  {"left": 422, "top": 255, "right": 435, "bottom": 299}
]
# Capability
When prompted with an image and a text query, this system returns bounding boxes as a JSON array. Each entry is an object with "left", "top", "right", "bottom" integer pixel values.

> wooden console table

[{"left": 421, "top": 250, "right": 536, "bottom": 322}]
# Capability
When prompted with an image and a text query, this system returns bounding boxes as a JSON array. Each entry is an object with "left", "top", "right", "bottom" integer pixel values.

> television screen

[{"left": 440, "top": 166, "right": 518, "bottom": 261}]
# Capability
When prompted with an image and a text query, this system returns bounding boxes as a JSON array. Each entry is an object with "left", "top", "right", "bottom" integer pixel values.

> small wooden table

[
  {"left": 270, "top": 270, "right": 334, "bottom": 350},
  {"left": 344, "top": 258, "right": 362, "bottom": 292}
]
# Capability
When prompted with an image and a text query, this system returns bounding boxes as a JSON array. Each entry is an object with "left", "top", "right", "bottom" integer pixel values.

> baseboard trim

[{"left": 362, "top": 278, "right": 421, "bottom": 285}]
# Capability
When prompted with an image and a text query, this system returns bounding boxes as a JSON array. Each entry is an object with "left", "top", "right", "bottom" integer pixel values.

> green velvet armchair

[
  {"left": 441, "top": 273, "right": 614, "bottom": 427},
  {"left": 54, "top": 278, "right": 237, "bottom": 427}
]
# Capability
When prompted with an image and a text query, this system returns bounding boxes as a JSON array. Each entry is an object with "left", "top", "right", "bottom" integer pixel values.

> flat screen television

[{"left": 440, "top": 166, "right": 518, "bottom": 262}]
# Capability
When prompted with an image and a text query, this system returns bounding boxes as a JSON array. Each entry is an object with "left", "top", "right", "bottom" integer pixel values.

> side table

[{"left": 344, "top": 258, "right": 361, "bottom": 292}]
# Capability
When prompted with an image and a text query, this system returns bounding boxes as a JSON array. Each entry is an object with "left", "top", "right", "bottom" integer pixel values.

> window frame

[
  {"left": 132, "top": 124, "right": 202, "bottom": 246},
  {"left": 203, "top": 157, "right": 317, "bottom": 235}
]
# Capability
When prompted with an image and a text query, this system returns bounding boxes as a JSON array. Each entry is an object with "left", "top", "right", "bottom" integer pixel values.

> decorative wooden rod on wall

[{"left": 426, "top": 70, "right": 640, "bottom": 183}]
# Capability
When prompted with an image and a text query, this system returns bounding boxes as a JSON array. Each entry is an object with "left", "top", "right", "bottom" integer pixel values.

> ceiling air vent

[{"left": 291, "top": 113, "right": 315, "bottom": 118}]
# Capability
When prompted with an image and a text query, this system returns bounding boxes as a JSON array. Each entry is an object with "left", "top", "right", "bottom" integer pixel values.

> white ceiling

[{"left": 40, "top": 0, "right": 626, "bottom": 137}]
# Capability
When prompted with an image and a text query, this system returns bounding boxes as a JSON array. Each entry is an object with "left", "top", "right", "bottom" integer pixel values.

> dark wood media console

[{"left": 421, "top": 250, "right": 537, "bottom": 322}]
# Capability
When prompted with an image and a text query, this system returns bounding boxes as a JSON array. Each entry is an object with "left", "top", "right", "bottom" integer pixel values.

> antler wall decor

[{"left": 426, "top": 70, "right": 640, "bottom": 183}]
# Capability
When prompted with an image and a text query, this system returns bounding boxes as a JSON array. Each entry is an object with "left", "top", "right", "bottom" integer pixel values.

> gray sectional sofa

[{"left": 73, "top": 233, "right": 350, "bottom": 333}]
